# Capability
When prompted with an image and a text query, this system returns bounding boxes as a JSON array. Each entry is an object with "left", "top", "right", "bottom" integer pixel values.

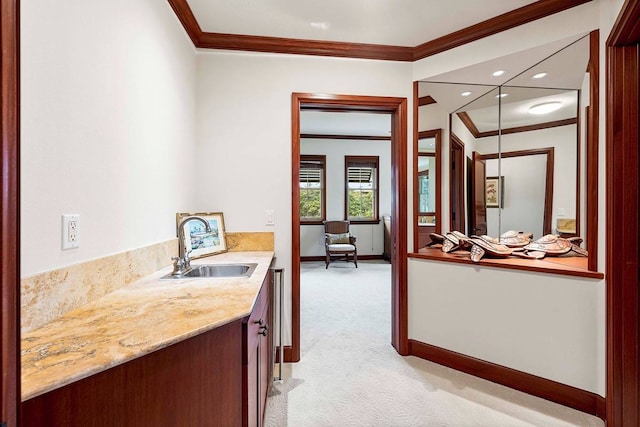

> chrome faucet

[{"left": 172, "top": 215, "right": 212, "bottom": 276}]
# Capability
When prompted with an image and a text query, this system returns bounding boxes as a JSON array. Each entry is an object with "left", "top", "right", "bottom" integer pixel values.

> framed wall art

[
  {"left": 485, "top": 176, "right": 504, "bottom": 208},
  {"left": 176, "top": 212, "right": 227, "bottom": 258}
]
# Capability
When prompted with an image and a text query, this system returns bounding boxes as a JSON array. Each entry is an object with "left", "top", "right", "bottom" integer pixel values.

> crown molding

[
  {"left": 412, "top": 0, "right": 593, "bottom": 60},
  {"left": 168, "top": 0, "right": 593, "bottom": 62},
  {"left": 457, "top": 111, "right": 577, "bottom": 138}
]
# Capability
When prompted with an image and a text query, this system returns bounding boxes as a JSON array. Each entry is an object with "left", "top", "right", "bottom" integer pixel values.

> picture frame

[
  {"left": 176, "top": 212, "right": 227, "bottom": 259},
  {"left": 485, "top": 176, "right": 504, "bottom": 208}
]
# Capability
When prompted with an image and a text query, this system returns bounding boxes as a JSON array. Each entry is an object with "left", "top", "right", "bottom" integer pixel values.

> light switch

[{"left": 265, "top": 210, "right": 275, "bottom": 226}]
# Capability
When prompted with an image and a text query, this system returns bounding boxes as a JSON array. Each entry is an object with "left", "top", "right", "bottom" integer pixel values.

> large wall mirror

[{"left": 414, "top": 31, "right": 598, "bottom": 271}]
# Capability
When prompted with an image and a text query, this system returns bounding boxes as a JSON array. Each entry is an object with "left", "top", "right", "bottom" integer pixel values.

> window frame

[
  {"left": 344, "top": 155, "right": 380, "bottom": 224},
  {"left": 299, "top": 154, "right": 326, "bottom": 225}
]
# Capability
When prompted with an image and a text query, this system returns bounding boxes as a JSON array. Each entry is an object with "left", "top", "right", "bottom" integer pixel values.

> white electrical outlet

[
  {"left": 62, "top": 214, "right": 80, "bottom": 250},
  {"left": 265, "top": 209, "right": 275, "bottom": 226},
  {"left": 558, "top": 208, "right": 566, "bottom": 216}
]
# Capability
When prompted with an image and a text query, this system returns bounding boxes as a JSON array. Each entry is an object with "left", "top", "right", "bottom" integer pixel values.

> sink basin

[{"left": 162, "top": 263, "right": 258, "bottom": 280}]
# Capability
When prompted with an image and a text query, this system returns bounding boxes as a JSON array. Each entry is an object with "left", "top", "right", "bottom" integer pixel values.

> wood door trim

[
  {"left": 168, "top": 0, "right": 591, "bottom": 61},
  {"left": 300, "top": 133, "right": 390, "bottom": 141},
  {"left": 1, "top": 0, "right": 20, "bottom": 424},
  {"left": 606, "top": 1, "right": 640, "bottom": 425},
  {"left": 413, "top": 122, "right": 442, "bottom": 251},
  {"left": 449, "top": 133, "right": 465, "bottom": 232},
  {"left": 292, "top": 93, "right": 408, "bottom": 361},
  {"left": 409, "top": 339, "right": 605, "bottom": 420},
  {"left": 479, "top": 148, "right": 554, "bottom": 235}
]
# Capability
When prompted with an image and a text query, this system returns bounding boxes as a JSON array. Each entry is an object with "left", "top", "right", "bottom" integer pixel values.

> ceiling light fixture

[
  {"left": 528, "top": 101, "right": 563, "bottom": 115},
  {"left": 532, "top": 72, "right": 548, "bottom": 79},
  {"left": 461, "top": 91, "right": 472, "bottom": 96},
  {"left": 310, "top": 22, "right": 330, "bottom": 30},
  {"left": 495, "top": 93, "right": 508, "bottom": 98},
  {"left": 492, "top": 70, "right": 505, "bottom": 77}
]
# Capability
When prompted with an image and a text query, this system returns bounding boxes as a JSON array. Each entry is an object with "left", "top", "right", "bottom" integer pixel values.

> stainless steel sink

[{"left": 162, "top": 263, "right": 258, "bottom": 280}]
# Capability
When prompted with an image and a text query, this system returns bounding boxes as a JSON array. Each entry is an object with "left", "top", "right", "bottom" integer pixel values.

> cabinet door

[{"left": 244, "top": 271, "right": 272, "bottom": 427}]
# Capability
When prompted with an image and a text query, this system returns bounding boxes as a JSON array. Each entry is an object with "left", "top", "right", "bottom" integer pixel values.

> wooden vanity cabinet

[
  {"left": 243, "top": 270, "right": 274, "bottom": 427},
  {"left": 21, "top": 319, "right": 244, "bottom": 426},
  {"left": 21, "top": 270, "right": 274, "bottom": 427}
]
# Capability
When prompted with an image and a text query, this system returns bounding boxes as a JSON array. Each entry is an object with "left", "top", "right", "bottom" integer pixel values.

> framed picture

[
  {"left": 176, "top": 212, "right": 227, "bottom": 259},
  {"left": 485, "top": 176, "right": 504, "bottom": 208}
]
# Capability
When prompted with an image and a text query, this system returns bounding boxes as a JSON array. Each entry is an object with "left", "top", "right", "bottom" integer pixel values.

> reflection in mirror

[
  {"left": 415, "top": 32, "right": 598, "bottom": 271},
  {"left": 413, "top": 126, "right": 441, "bottom": 249}
]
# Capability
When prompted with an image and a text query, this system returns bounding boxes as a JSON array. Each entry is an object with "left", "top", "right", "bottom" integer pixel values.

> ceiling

[
  {"left": 186, "top": 0, "right": 536, "bottom": 47},
  {"left": 171, "top": 0, "right": 593, "bottom": 61}
]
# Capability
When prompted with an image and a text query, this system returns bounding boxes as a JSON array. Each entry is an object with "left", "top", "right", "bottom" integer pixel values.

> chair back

[{"left": 324, "top": 220, "right": 350, "bottom": 234}]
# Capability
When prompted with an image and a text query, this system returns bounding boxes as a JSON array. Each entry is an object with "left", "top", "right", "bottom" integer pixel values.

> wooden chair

[{"left": 324, "top": 220, "right": 358, "bottom": 269}]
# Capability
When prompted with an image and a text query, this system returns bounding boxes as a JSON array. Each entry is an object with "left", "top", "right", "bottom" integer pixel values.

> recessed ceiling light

[
  {"left": 529, "top": 101, "right": 563, "bottom": 115},
  {"left": 492, "top": 70, "right": 505, "bottom": 77},
  {"left": 532, "top": 72, "right": 548, "bottom": 79},
  {"left": 495, "top": 93, "right": 508, "bottom": 98},
  {"left": 310, "top": 22, "right": 330, "bottom": 30},
  {"left": 461, "top": 91, "right": 472, "bottom": 97}
]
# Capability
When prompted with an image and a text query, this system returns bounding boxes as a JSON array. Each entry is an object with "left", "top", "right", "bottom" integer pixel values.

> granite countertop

[{"left": 21, "top": 251, "right": 274, "bottom": 401}]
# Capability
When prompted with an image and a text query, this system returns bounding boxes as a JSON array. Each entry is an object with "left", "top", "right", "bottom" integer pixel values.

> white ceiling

[
  {"left": 420, "top": 34, "right": 590, "bottom": 130},
  {"left": 186, "top": 0, "right": 538, "bottom": 46}
]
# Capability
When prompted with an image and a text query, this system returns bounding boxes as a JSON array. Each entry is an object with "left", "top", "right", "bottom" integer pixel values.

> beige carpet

[{"left": 264, "top": 260, "right": 604, "bottom": 427}]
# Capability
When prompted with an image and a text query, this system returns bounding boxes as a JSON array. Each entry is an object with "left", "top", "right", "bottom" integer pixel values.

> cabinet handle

[{"left": 259, "top": 324, "right": 268, "bottom": 336}]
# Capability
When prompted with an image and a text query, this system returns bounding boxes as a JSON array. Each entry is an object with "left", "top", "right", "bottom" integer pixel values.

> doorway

[{"left": 291, "top": 93, "right": 408, "bottom": 362}]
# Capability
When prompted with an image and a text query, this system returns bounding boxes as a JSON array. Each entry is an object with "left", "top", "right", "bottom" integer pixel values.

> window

[
  {"left": 300, "top": 155, "right": 326, "bottom": 224},
  {"left": 345, "top": 156, "right": 379, "bottom": 223}
]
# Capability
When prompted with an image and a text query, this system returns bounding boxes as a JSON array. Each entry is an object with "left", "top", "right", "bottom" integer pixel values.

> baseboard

[
  {"left": 300, "top": 255, "right": 385, "bottom": 262},
  {"left": 408, "top": 339, "right": 605, "bottom": 421}
]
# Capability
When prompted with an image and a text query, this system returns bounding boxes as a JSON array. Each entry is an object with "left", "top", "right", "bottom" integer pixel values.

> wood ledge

[{"left": 409, "top": 247, "right": 603, "bottom": 279}]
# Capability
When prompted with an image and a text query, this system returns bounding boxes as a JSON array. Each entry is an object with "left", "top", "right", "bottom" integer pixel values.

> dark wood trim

[
  {"left": 479, "top": 148, "right": 554, "bottom": 235},
  {"left": 410, "top": 248, "right": 603, "bottom": 279},
  {"left": 344, "top": 155, "right": 380, "bottom": 222},
  {"left": 606, "top": 2, "right": 640, "bottom": 425},
  {"left": 456, "top": 111, "right": 481, "bottom": 137},
  {"left": 167, "top": 0, "right": 201, "bottom": 46},
  {"left": 418, "top": 96, "right": 437, "bottom": 106},
  {"left": 168, "top": 0, "right": 590, "bottom": 61},
  {"left": 457, "top": 111, "right": 577, "bottom": 139},
  {"left": 292, "top": 93, "right": 408, "bottom": 361},
  {"left": 586, "top": 30, "right": 599, "bottom": 272},
  {"left": 1, "top": 0, "right": 20, "bottom": 424},
  {"left": 449, "top": 132, "right": 466, "bottom": 232},
  {"left": 198, "top": 32, "right": 414, "bottom": 62},
  {"left": 414, "top": 125, "right": 442, "bottom": 251},
  {"left": 300, "top": 134, "right": 390, "bottom": 141},
  {"left": 412, "top": 0, "right": 592, "bottom": 61},
  {"left": 408, "top": 339, "right": 605, "bottom": 420},
  {"left": 300, "top": 255, "right": 385, "bottom": 263},
  {"left": 300, "top": 154, "right": 326, "bottom": 224}
]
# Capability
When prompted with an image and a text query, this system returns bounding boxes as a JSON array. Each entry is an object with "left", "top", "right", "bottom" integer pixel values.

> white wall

[
  {"left": 478, "top": 125, "right": 579, "bottom": 238},
  {"left": 21, "top": 0, "right": 197, "bottom": 276},
  {"left": 409, "top": 259, "right": 602, "bottom": 392},
  {"left": 196, "top": 51, "right": 412, "bottom": 344},
  {"left": 409, "top": 2, "right": 606, "bottom": 396},
  {"left": 300, "top": 138, "right": 392, "bottom": 257}
]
